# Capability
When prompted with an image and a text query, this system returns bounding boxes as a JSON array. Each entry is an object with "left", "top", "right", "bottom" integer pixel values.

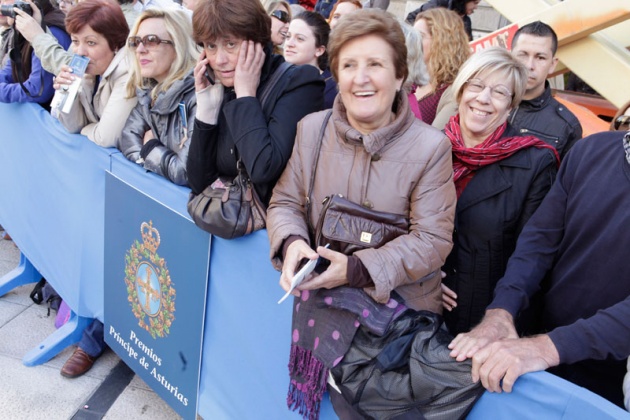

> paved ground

[{"left": 0, "top": 231, "right": 182, "bottom": 420}]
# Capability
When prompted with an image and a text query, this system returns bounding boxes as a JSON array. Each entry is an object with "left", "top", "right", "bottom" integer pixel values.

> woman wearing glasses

[
  {"left": 439, "top": 47, "right": 559, "bottom": 336},
  {"left": 49, "top": 0, "right": 135, "bottom": 148},
  {"left": 118, "top": 8, "right": 198, "bottom": 186}
]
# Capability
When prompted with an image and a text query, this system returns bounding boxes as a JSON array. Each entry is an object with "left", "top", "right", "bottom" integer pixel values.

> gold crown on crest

[{"left": 140, "top": 221, "right": 161, "bottom": 253}]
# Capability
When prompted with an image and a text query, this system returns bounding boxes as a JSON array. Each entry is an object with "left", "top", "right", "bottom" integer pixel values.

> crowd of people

[{"left": 1, "top": 0, "right": 629, "bottom": 417}]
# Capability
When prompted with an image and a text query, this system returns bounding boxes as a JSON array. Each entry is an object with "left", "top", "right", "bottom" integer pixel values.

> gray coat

[{"left": 119, "top": 71, "right": 196, "bottom": 186}]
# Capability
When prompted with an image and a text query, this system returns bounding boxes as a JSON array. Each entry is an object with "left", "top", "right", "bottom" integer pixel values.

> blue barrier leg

[
  {"left": 0, "top": 253, "right": 40, "bottom": 297},
  {"left": 22, "top": 312, "right": 92, "bottom": 366}
]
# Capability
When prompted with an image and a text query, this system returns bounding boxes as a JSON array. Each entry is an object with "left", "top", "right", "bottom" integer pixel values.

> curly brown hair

[{"left": 416, "top": 7, "right": 470, "bottom": 91}]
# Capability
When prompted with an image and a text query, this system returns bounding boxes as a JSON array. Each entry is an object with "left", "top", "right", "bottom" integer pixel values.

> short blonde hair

[
  {"left": 451, "top": 46, "right": 528, "bottom": 109},
  {"left": 126, "top": 8, "right": 199, "bottom": 100}
]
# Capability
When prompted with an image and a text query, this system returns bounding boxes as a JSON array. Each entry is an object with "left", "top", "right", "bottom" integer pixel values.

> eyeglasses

[
  {"left": 127, "top": 35, "right": 174, "bottom": 50},
  {"left": 270, "top": 10, "right": 289, "bottom": 24},
  {"left": 613, "top": 115, "right": 630, "bottom": 131},
  {"left": 465, "top": 78, "right": 513, "bottom": 101}
]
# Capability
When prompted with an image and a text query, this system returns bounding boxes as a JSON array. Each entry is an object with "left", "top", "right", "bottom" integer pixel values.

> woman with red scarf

[{"left": 440, "top": 47, "right": 559, "bottom": 335}]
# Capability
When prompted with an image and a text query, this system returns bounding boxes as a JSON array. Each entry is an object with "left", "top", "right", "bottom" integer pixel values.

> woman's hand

[
  {"left": 53, "top": 65, "right": 76, "bottom": 91},
  {"left": 143, "top": 129, "right": 154, "bottom": 145},
  {"left": 441, "top": 282, "right": 458, "bottom": 311},
  {"left": 194, "top": 49, "right": 224, "bottom": 125},
  {"left": 233, "top": 40, "right": 264, "bottom": 99},
  {"left": 298, "top": 246, "right": 348, "bottom": 291},
  {"left": 280, "top": 239, "right": 319, "bottom": 296},
  {"left": 13, "top": 3, "right": 44, "bottom": 44}
]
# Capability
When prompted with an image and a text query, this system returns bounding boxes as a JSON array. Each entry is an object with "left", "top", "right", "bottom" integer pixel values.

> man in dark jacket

[
  {"left": 510, "top": 21, "right": 582, "bottom": 159},
  {"left": 448, "top": 130, "right": 630, "bottom": 408}
]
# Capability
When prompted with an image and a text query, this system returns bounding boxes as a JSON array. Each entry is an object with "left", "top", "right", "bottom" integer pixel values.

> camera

[{"left": 0, "top": 1, "right": 33, "bottom": 18}]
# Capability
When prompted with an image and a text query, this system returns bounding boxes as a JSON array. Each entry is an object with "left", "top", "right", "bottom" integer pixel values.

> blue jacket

[{"left": 0, "top": 26, "right": 70, "bottom": 104}]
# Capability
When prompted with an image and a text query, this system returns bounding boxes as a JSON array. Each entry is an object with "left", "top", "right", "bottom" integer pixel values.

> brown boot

[{"left": 61, "top": 348, "right": 96, "bottom": 378}]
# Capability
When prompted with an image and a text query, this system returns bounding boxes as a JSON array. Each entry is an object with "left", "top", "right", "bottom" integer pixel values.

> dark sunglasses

[
  {"left": 270, "top": 10, "right": 289, "bottom": 24},
  {"left": 613, "top": 115, "right": 630, "bottom": 131},
  {"left": 127, "top": 34, "right": 174, "bottom": 49}
]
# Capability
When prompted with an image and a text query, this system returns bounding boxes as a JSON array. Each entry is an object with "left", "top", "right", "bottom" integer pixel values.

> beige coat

[
  {"left": 267, "top": 94, "right": 456, "bottom": 313},
  {"left": 56, "top": 49, "right": 137, "bottom": 147}
]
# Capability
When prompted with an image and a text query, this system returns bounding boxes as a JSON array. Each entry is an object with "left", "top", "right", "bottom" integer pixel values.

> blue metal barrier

[{"left": 1, "top": 103, "right": 628, "bottom": 419}]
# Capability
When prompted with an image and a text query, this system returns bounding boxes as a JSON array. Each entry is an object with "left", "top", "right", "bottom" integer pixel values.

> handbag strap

[
  {"left": 259, "top": 61, "right": 292, "bottom": 109},
  {"left": 305, "top": 110, "right": 333, "bottom": 232}
]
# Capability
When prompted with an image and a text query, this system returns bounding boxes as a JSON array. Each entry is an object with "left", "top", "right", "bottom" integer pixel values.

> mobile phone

[{"left": 205, "top": 64, "right": 215, "bottom": 85}]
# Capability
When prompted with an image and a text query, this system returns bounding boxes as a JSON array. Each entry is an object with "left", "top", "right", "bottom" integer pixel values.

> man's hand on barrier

[
  {"left": 448, "top": 308, "right": 517, "bottom": 362},
  {"left": 471, "top": 334, "right": 560, "bottom": 393}
]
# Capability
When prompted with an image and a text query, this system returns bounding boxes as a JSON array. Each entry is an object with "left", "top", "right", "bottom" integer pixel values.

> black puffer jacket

[
  {"left": 509, "top": 82, "right": 583, "bottom": 160},
  {"left": 187, "top": 46, "right": 324, "bottom": 205},
  {"left": 442, "top": 124, "right": 558, "bottom": 335}
]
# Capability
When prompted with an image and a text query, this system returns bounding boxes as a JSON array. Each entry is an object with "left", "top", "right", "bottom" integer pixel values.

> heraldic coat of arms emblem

[{"left": 124, "top": 221, "right": 176, "bottom": 338}]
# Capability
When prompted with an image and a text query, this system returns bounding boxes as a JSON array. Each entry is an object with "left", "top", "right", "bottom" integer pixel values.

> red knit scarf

[{"left": 444, "top": 115, "right": 560, "bottom": 197}]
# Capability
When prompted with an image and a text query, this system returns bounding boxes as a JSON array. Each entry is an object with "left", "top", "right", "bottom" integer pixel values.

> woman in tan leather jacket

[{"left": 266, "top": 10, "right": 456, "bottom": 419}]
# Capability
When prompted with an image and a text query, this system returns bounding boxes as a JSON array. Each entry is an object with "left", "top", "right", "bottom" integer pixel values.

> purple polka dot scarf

[{"left": 287, "top": 287, "right": 407, "bottom": 419}]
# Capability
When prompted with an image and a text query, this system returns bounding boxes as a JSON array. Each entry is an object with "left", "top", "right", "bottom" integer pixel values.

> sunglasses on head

[
  {"left": 614, "top": 115, "right": 630, "bottom": 131},
  {"left": 127, "top": 34, "right": 174, "bottom": 49},
  {"left": 270, "top": 10, "right": 289, "bottom": 24}
]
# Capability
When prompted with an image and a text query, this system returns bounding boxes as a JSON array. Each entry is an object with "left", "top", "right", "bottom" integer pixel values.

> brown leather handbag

[{"left": 307, "top": 111, "right": 409, "bottom": 255}]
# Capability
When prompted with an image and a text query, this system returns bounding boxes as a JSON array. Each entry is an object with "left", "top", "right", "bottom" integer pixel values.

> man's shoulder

[
  {"left": 562, "top": 130, "right": 624, "bottom": 171},
  {"left": 546, "top": 96, "right": 581, "bottom": 128}
]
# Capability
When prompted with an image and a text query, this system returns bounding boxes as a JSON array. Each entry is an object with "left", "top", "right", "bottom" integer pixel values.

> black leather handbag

[{"left": 330, "top": 310, "right": 484, "bottom": 420}]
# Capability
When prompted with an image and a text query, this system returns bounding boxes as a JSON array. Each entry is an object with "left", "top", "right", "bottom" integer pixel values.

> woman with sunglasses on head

[
  {"left": 47, "top": 0, "right": 136, "bottom": 148},
  {"left": 439, "top": 47, "right": 559, "bottom": 336},
  {"left": 186, "top": 0, "right": 323, "bottom": 227},
  {"left": 284, "top": 11, "right": 336, "bottom": 109},
  {"left": 264, "top": 0, "right": 291, "bottom": 54},
  {"left": 118, "top": 8, "right": 198, "bottom": 186}
]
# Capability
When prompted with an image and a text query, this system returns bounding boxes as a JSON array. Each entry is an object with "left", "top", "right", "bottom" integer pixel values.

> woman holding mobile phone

[{"left": 186, "top": 0, "right": 324, "bottom": 222}]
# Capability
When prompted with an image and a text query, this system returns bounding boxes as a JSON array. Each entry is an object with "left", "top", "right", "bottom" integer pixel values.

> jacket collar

[
  {"left": 331, "top": 91, "right": 414, "bottom": 156},
  {"left": 135, "top": 69, "right": 195, "bottom": 114},
  {"left": 456, "top": 142, "right": 534, "bottom": 212},
  {"left": 519, "top": 81, "right": 552, "bottom": 111}
]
